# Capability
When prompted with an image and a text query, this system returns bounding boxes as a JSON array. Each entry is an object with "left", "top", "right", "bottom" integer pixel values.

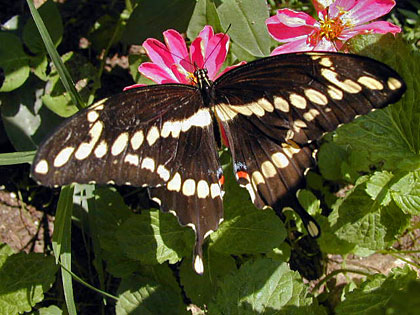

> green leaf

[
  {"left": 0, "top": 32, "right": 29, "bottom": 92},
  {"left": 365, "top": 171, "right": 395, "bottom": 206},
  {"left": 122, "top": 0, "right": 196, "bottom": 45},
  {"left": 0, "top": 151, "right": 35, "bottom": 165},
  {"left": 23, "top": 0, "right": 63, "bottom": 54},
  {"left": 317, "top": 142, "right": 349, "bottom": 181},
  {"left": 208, "top": 258, "right": 325, "bottom": 314},
  {"left": 116, "top": 209, "right": 194, "bottom": 265},
  {"left": 30, "top": 54, "right": 49, "bottom": 81},
  {"left": 180, "top": 252, "right": 236, "bottom": 306},
  {"left": 384, "top": 280, "right": 420, "bottom": 314},
  {"left": 42, "top": 52, "right": 96, "bottom": 117},
  {"left": 390, "top": 170, "right": 420, "bottom": 215},
  {"left": 26, "top": 0, "right": 84, "bottom": 110},
  {"left": 187, "top": 0, "right": 223, "bottom": 39},
  {"left": 0, "top": 253, "right": 58, "bottom": 315},
  {"left": 329, "top": 177, "right": 410, "bottom": 250},
  {"left": 0, "top": 244, "right": 14, "bottom": 268},
  {"left": 89, "top": 187, "right": 141, "bottom": 278},
  {"left": 0, "top": 75, "right": 63, "bottom": 151},
  {"left": 116, "top": 275, "right": 186, "bottom": 315},
  {"left": 336, "top": 266, "right": 417, "bottom": 314},
  {"left": 38, "top": 305, "right": 63, "bottom": 315},
  {"left": 209, "top": 163, "right": 286, "bottom": 256},
  {"left": 88, "top": 15, "right": 123, "bottom": 51},
  {"left": 217, "top": 0, "right": 271, "bottom": 57}
]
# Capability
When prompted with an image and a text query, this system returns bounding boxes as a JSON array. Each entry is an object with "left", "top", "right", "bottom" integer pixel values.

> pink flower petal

[
  {"left": 138, "top": 62, "right": 178, "bottom": 84},
  {"left": 313, "top": 37, "right": 340, "bottom": 51},
  {"left": 204, "top": 33, "right": 229, "bottom": 79},
  {"left": 142, "top": 38, "right": 175, "bottom": 71},
  {"left": 123, "top": 83, "right": 147, "bottom": 91},
  {"left": 348, "top": 21, "right": 401, "bottom": 35},
  {"left": 163, "top": 29, "right": 193, "bottom": 73},
  {"left": 270, "top": 38, "right": 316, "bottom": 55},
  {"left": 190, "top": 37, "right": 205, "bottom": 69},
  {"left": 328, "top": 0, "right": 357, "bottom": 17},
  {"left": 266, "top": 9, "right": 318, "bottom": 42},
  {"left": 342, "top": 0, "right": 396, "bottom": 26}
]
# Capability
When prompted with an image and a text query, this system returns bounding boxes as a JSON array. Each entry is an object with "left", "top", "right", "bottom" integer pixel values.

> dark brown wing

[
  {"left": 31, "top": 84, "right": 224, "bottom": 273},
  {"left": 212, "top": 52, "right": 406, "bottom": 236}
]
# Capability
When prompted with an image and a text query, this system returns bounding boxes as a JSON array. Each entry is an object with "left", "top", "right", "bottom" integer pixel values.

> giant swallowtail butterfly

[{"left": 31, "top": 52, "right": 405, "bottom": 274}]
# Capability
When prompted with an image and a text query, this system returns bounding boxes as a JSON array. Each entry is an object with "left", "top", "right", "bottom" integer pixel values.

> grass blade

[
  {"left": 0, "top": 151, "right": 35, "bottom": 165},
  {"left": 53, "top": 185, "right": 77, "bottom": 315},
  {"left": 26, "top": 0, "right": 84, "bottom": 110}
]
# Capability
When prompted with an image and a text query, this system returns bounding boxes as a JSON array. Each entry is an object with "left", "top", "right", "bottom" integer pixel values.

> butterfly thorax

[{"left": 194, "top": 68, "right": 214, "bottom": 105}]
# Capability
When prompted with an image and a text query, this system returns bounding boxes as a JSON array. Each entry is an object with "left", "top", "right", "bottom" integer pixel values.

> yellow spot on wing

[
  {"left": 111, "top": 132, "right": 129, "bottom": 156},
  {"left": 146, "top": 126, "right": 160, "bottom": 146},
  {"left": 182, "top": 179, "right": 196, "bottom": 196},
  {"left": 357, "top": 76, "right": 384, "bottom": 90},
  {"left": 54, "top": 147, "right": 75, "bottom": 167},
  {"left": 167, "top": 172, "right": 181, "bottom": 192},
  {"left": 130, "top": 130, "right": 144, "bottom": 150},
  {"left": 387, "top": 77, "right": 402, "bottom": 90},
  {"left": 34, "top": 159, "right": 49, "bottom": 174},
  {"left": 289, "top": 93, "right": 307, "bottom": 109}
]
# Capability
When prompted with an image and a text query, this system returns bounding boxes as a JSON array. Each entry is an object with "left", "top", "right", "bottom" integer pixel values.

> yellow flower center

[
  {"left": 318, "top": 15, "right": 345, "bottom": 41},
  {"left": 309, "top": 9, "right": 352, "bottom": 45}
]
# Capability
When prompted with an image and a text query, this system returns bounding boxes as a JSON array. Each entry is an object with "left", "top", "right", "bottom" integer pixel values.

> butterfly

[{"left": 31, "top": 52, "right": 406, "bottom": 274}]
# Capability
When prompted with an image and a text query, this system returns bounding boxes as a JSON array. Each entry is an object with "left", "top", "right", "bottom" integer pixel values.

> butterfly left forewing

[{"left": 32, "top": 84, "right": 225, "bottom": 273}]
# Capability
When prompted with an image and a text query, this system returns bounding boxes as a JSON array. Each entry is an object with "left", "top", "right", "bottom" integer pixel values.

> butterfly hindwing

[{"left": 213, "top": 52, "right": 406, "bottom": 236}]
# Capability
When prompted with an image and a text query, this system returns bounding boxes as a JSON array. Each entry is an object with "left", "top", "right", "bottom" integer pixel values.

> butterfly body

[{"left": 32, "top": 52, "right": 406, "bottom": 274}]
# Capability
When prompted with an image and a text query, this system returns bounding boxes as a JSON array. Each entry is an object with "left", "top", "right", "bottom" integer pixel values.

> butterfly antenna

[
  {"left": 149, "top": 40, "right": 194, "bottom": 68},
  {"left": 202, "top": 24, "right": 232, "bottom": 68}
]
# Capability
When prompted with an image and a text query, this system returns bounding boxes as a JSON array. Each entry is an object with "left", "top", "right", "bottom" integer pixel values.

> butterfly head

[{"left": 194, "top": 68, "right": 213, "bottom": 95}]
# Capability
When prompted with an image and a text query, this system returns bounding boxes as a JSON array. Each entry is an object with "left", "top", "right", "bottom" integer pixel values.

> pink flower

[
  {"left": 124, "top": 26, "right": 242, "bottom": 90},
  {"left": 266, "top": 0, "right": 401, "bottom": 55}
]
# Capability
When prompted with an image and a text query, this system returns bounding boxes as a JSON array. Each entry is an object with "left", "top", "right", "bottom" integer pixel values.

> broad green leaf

[
  {"left": 116, "top": 275, "right": 186, "bottom": 315},
  {"left": 217, "top": 0, "right": 271, "bottom": 57},
  {"left": 0, "top": 253, "right": 57, "bottom": 315},
  {"left": 38, "top": 305, "right": 63, "bottom": 315},
  {"left": 0, "top": 32, "right": 29, "bottom": 92},
  {"left": 26, "top": 0, "right": 84, "bottom": 110},
  {"left": 383, "top": 280, "right": 420, "bottom": 314},
  {"left": 0, "top": 244, "right": 14, "bottom": 268},
  {"left": 209, "top": 164, "right": 286, "bottom": 255},
  {"left": 180, "top": 252, "right": 236, "bottom": 306},
  {"left": 365, "top": 171, "right": 395, "bottom": 206},
  {"left": 317, "top": 142, "right": 349, "bottom": 181},
  {"left": 0, "top": 151, "right": 35, "bottom": 165},
  {"left": 390, "top": 170, "right": 420, "bottom": 215},
  {"left": 30, "top": 54, "right": 49, "bottom": 81},
  {"left": 317, "top": 210, "right": 355, "bottom": 255},
  {"left": 0, "top": 75, "right": 63, "bottom": 151},
  {"left": 122, "top": 0, "right": 196, "bottom": 45},
  {"left": 42, "top": 52, "right": 96, "bottom": 117},
  {"left": 187, "top": 0, "right": 223, "bottom": 39},
  {"left": 330, "top": 177, "right": 410, "bottom": 250},
  {"left": 336, "top": 266, "right": 417, "bottom": 314},
  {"left": 23, "top": 0, "right": 63, "bottom": 54},
  {"left": 116, "top": 210, "right": 194, "bottom": 265},
  {"left": 88, "top": 15, "right": 123, "bottom": 51},
  {"left": 89, "top": 187, "right": 141, "bottom": 277},
  {"left": 208, "top": 258, "right": 325, "bottom": 314}
]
